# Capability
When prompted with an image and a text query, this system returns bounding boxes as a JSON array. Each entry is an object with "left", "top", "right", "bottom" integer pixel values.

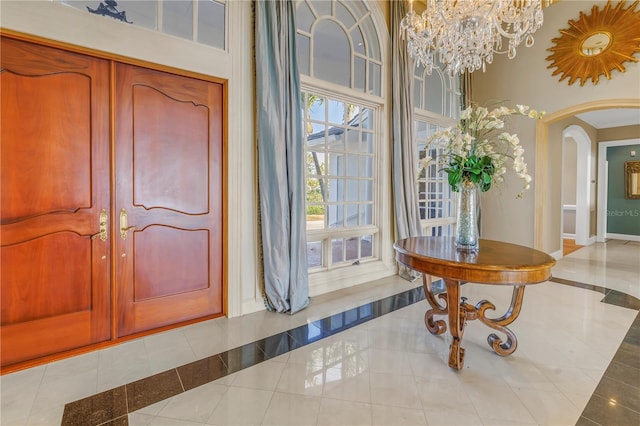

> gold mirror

[
  {"left": 625, "top": 161, "right": 640, "bottom": 199},
  {"left": 546, "top": 1, "right": 640, "bottom": 86}
]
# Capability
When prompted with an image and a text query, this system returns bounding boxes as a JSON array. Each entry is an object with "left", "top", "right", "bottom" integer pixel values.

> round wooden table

[{"left": 394, "top": 237, "right": 556, "bottom": 370}]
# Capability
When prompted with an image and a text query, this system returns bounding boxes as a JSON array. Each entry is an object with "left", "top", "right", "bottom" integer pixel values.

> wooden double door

[{"left": 1, "top": 37, "right": 224, "bottom": 369}]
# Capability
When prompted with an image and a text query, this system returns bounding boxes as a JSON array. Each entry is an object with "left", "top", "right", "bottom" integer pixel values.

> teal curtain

[
  {"left": 255, "top": 0, "right": 310, "bottom": 314},
  {"left": 391, "top": 0, "right": 422, "bottom": 280}
]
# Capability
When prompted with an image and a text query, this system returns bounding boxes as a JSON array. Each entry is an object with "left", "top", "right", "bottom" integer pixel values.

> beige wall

[
  {"left": 471, "top": 0, "right": 640, "bottom": 253},
  {"left": 599, "top": 125, "right": 640, "bottom": 142}
]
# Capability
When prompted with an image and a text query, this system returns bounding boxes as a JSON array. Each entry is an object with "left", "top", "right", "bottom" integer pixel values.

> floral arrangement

[{"left": 420, "top": 103, "right": 545, "bottom": 198}]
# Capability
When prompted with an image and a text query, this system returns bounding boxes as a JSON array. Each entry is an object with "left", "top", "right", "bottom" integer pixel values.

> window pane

[
  {"left": 332, "top": 238, "right": 344, "bottom": 263},
  {"left": 64, "top": 0, "right": 157, "bottom": 29},
  {"left": 368, "top": 62, "right": 381, "bottom": 96},
  {"left": 198, "top": 0, "right": 225, "bottom": 49},
  {"left": 360, "top": 180, "right": 372, "bottom": 201},
  {"left": 307, "top": 241, "right": 322, "bottom": 267},
  {"left": 346, "top": 179, "right": 358, "bottom": 201},
  {"left": 425, "top": 70, "right": 444, "bottom": 115},
  {"left": 361, "top": 157, "right": 373, "bottom": 178},
  {"left": 163, "top": 0, "right": 193, "bottom": 40},
  {"left": 346, "top": 155, "right": 359, "bottom": 177},
  {"left": 361, "top": 15, "right": 380, "bottom": 60},
  {"left": 327, "top": 178, "right": 344, "bottom": 202},
  {"left": 328, "top": 154, "right": 344, "bottom": 176},
  {"left": 354, "top": 56, "right": 366, "bottom": 91},
  {"left": 346, "top": 204, "right": 358, "bottom": 226},
  {"left": 309, "top": 0, "right": 332, "bottom": 17},
  {"left": 350, "top": 27, "right": 365, "bottom": 55},
  {"left": 414, "top": 79, "right": 423, "bottom": 110},
  {"left": 314, "top": 20, "right": 350, "bottom": 87},
  {"left": 361, "top": 235, "right": 373, "bottom": 257},
  {"left": 363, "top": 133, "right": 374, "bottom": 153},
  {"left": 328, "top": 100, "right": 345, "bottom": 126},
  {"left": 345, "top": 237, "right": 358, "bottom": 261},
  {"left": 360, "top": 204, "right": 373, "bottom": 225},
  {"left": 297, "top": 0, "right": 315, "bottom": 33},
  {"left": 297, "top": 34, "right": 311, "bottom": 76},
  {"left": 361, "top": 108, "right": 373, "bottom": 130},
  {"left": 328, "top": 205, "right": 343, "bottom": 228},
  {"left": 335, "top": 1, "right": 356, "bottom": 30}
]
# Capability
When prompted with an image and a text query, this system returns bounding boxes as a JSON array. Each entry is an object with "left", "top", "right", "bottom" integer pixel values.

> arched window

[
  {"left": 296, "top": 0, "right": 382, "bottom": 96},
  {"left": 297, "top": 0, "right": 385, "bottom": 275},
  {"left": 414, "top": 62, "right": 462, "bottom": 237}
]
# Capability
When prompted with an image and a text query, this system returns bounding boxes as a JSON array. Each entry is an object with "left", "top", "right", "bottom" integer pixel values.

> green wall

[{"left": 607, "top": 145, "right": 640, "bottom": 236}]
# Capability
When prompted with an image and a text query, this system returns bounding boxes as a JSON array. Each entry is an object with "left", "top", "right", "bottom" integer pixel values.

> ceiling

[{"left": 575, "top": 108, "right": 640, "bottom": 129}]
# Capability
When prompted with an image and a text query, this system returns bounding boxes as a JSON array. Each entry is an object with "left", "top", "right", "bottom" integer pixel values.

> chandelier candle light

[
  {"left": 401, "top": 0, "right": 547, "bottom": 75},
  {"left": 420, "top": 103, "right": 545, "bottom": 250}
]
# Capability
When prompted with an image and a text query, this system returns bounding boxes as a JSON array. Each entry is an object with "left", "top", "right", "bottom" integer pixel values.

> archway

[
  {"left": 534, "top": 98, "right": 640, "bottom": 253},
  {"left": 562, "top": 125, "right": 592, "bottom": 247}
]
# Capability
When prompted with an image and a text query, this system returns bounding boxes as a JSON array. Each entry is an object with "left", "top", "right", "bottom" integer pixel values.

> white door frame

[
  {"left": 597, "top": 138, "right": 640, "bottom": 242},
  {"left": 562, "top": 125, "right": 592, "bottom": 246}
]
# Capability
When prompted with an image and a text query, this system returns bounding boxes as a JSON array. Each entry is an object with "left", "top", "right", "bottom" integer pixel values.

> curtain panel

[
  {"left": 255, "top": 0, "right": 310, "bottom": 314},
  {"left": 391, "top": 1, "right": 422, "bottom": 280}
]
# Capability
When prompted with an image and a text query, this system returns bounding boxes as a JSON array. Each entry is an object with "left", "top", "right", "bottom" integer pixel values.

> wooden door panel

[
  {"left": 0, "top": 38, "right": 111, "bottom": 367},
  {"left": 132, "top": 85, "right": 210, "bottom": 214},
  {"left": 1, "top": 72, "right": 91, "bottom": 221},
  {"left": 1, "top": 233, "right": 91, "bottom": 324},
  {"left": 115, "top": 63, "right": 223, "bottom": 337},
  {"left": 133, "top": 226, "right": 209, "bottom": 300}
]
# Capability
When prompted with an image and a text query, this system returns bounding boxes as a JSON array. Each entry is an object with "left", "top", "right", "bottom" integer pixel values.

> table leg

[
  {"left": 444, "top": 279, "right": 466, "bottom": 370},
  {"left": 473, "top": 285, "right": 526, "bottom": 356},
  {"left": 422, "top": 275, "right": 447, "bottom": 335}
]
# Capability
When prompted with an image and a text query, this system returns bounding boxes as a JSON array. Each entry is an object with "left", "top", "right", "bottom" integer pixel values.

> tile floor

[{"left": 1, "top": 239, "right": 639, "bottom": 426}]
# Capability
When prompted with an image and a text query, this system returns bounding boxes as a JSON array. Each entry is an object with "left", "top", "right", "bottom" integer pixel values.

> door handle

[
  {"left": 91, "top": 209, "right": 108, "bottom": 241},
  {"left": 120, "top": 208, "right": 136, "bottom": 240}
]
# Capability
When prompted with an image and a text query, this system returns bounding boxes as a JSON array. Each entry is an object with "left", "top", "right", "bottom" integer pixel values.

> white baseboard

[
  {"left": 562, "top": 233, "right": 576, "bottom": 239},
  {"left": 606, "top": 233, "right": 640, "bottom": 242},
  {"left": 550, "top": 249, "right": 563, "bottom": 260}
]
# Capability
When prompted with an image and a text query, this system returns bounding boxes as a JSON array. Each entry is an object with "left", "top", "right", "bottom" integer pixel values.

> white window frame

[
  {"left": 413, "top": 65, "right": 462, "bottom": 237},
  {"left": 297, "top": 0, "right": 393, "bottom": 295},
  {"left": 302, "top": 84, "right": 381, "bottom": 272}
]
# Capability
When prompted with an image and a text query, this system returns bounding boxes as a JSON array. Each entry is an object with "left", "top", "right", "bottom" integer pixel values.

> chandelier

[{"left": 400, "top": 0, "right": 547, "bottom": 75}]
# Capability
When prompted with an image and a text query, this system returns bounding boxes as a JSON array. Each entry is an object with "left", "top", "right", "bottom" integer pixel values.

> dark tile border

[{"left": 61, "top": 280, "right": 639, "bottom": 426}]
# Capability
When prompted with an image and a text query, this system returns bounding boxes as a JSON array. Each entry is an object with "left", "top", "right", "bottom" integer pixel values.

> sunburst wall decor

[{"left": 546, "top": 0, "right": 640, "bottom": 86}]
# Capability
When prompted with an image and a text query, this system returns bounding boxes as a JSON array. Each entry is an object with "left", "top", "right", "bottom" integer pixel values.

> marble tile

[
  {"left": 228, "top": 360, "right": 285, "bottom": 391},
  {"left": 370, "top": 404, "right": 427, "bottom": 425},
  {"left": 581, "top": 393, "right": 640, "bottom": 426},
  {"left": 61, "top": 386, "right": 127, "bottom": 426},
  {"left": 97, "top": 340, "right": 151, "bottom": 392},
  {"left": 369, "top": 372, "right": 422, "bottom": 410},
  {"left": 0, "top": 365, "right": 45, "bottom": 426},
  {"left": 316, "top": 398, "right": 372, "bottom": 425},
  {"left": 322, "top": 367, "right": 371, "bottom": 403},
  {"left": 176, "top": 354, "right": 227, "bottom": 391},
  {"left": 261, "top": 392, "right": 321, "bottom": 426},
  {"left": 126, "top": 370, "right": 183, "bottom": 412},
  {"left": 463, "top": 379, "right": 537, "bottom": 424},
  {"left": 511, "top": 388, "right": 581, "bottom": 425},
  {"left": 154, "top": 382, "right": 227, "bottom": 423},
  {"left": 275, "top": 362, "right": 325, "bottom": 396},
  {"left": 593, "top": 376, "right": 640, "bottom": 413},
  {"left": 206, "top": 386, "right": 273, "bottom": 425}
]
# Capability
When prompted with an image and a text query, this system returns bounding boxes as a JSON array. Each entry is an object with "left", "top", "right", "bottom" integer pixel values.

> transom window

[
  {"left": 296, "top": 0, "right": 382, "bottom": 96},
  {"left": 61, "top": 0, "right": 226, "bottom": 50}
]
